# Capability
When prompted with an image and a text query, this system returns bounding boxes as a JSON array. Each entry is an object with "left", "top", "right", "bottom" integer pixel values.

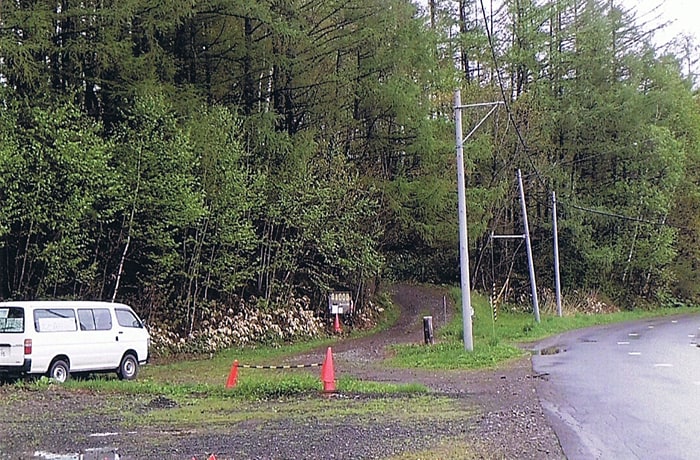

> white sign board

[{"left": 328, "top": 291, "right": 353, "bottom": 315}]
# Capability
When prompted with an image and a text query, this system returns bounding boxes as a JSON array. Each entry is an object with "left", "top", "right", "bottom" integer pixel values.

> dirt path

[
  {"left": 297, "top": 283, "right": 565, "bottom": 458},
  {"left": 297, "top": 284, "right": 453, "bottom": 377},
  {"left": 0, "top": 284, "right": 565, "bottom": 459},
  {"left": 340, "top": 284, "right": 565, "bottom": 457}
]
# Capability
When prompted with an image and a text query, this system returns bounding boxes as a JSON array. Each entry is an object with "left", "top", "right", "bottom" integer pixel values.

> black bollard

[{"left": 423, "top": 316, "right": 434, "bottom": 345}]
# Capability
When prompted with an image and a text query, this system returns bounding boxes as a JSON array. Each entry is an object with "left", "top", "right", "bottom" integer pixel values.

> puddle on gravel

[
  {"left": 531, "top": 345, "right": 565, "bottom": 356},
  {"left": 33, "top": 452, "right": 79, "bottom": 460},
  {"left": 34, "top": 447, "right": 119, "bottom": 460}
]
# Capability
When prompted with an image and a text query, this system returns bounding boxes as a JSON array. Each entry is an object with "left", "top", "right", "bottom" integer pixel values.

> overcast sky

[
  {"left": 418, "top": 1, "right": 700, "bottom": 46},
  {"left": 626, "top": 0, "right": 700, "bottom": 45}
]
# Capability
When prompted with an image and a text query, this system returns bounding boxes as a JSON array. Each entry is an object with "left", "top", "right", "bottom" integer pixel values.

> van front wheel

[
  {"left": 118, "top": 354, "right": 139, "bottom": 381},
  {"left": 49, "top": 359, "right": 70, "bottom": 383}
]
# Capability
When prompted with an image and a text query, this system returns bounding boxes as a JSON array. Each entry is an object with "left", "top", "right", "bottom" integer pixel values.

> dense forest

[{"left": 1, "top": 0, "right": 699, "bottom": 352}]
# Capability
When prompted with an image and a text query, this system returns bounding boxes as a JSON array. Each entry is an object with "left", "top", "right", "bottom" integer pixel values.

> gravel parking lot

[{"left": 0, "top": 284, "right": 564, "bottom": 459}]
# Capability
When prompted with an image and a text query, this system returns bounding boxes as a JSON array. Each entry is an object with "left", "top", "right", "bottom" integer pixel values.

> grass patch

[
  {"left": 388, "top": 341, "right": 524, "bottom": 370},
  {"left": 389, "top": 286, "right": 700, "bottom": 370},
  {"left": 387, "top": 440, "right": 478, "bottom": 460},
  {"left": 140, "top": 393, "right": 467, "bottom": 428},
  {"left": 40, "top": 369, "right": 427, "bottom": 402},
  {"left": 340, "top": 377, "right": 427, "bottom": 394},
  {"left": 145, "top": 338, "right": 334, "bottom": 386}
]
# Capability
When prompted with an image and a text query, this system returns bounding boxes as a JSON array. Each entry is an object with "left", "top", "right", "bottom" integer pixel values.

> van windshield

[{"left": 0, "top": 307, "right": 25, "bottom": 333}]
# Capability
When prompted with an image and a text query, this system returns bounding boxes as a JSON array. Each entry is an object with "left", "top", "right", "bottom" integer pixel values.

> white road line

[
  {"left": 628, "top": 352, "right": 642, "bottom": 356},
  {"left": 648, "top": 325, "right": 655, "bottom": 329},
  {"left": 672, "top": 320, "right": 678, "bottom": 324},
  {"left": 628, "top": 333, "right": 639, "bottom": 337},
  {"left": 653, "top": 363, "right": 673, "bottom": 367},
  {"left": 617, "top": 341, "right": 630, "bottom": 345}
]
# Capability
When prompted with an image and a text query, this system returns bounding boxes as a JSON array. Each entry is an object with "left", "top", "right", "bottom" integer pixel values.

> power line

[
  {"left": 520, "top": 182, "right": 681, "bottom": 228},
  {"left": 473, "top": 2, "right": 689, "bottom": 234},
  {"left": 557, "top": 200, "right": 685, "bottom": 229},
  {"left": 562, "top": 201, "right": 659, "bottom": 224},
  {"left": 477, "top": 0, "right": 547, "bottom": 189}
]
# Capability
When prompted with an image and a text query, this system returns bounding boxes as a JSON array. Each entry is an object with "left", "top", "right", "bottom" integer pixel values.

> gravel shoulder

[{"left": 0, "top": 284, "right": 565, "bottom": 459}]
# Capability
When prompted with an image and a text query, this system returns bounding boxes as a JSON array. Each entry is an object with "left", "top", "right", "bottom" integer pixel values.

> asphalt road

[{"left": 532, "top": 314, "right": 700, "bottom": 460}]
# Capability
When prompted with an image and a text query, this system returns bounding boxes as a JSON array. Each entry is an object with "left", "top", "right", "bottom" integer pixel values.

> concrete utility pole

[
  {"left": 454, "top": 90, "right": 503, "bottom": 351},
  {"left": 552, "top": 191, "right": 562, "bottom": 317},
  {"left": 517, "top": 169, "right": 540, "bottom": 323}
]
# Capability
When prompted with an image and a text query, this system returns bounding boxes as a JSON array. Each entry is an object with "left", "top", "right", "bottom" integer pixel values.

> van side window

[
  {"left": 0, "top": 307, "right": 24, "bottom": 333},
  {"left": 115, "top": 308, "right": 144, "bottom": 328},
  {"left": 34, "top": 309, "right": 77, "bottom": 332},
  {"left": 78, "top": 308, "right": 112, "bottom": 331}
]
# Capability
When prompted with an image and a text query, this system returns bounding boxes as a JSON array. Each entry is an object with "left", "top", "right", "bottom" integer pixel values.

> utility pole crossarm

[
  {"left": 456, "top": 101, "right": 505, "bottom": 109},
  {"left": 458, "top": 104, "right": 501, "bottom": 148},
  {"left": 490, "top": 234, "right": 525, "bottom": 240}
]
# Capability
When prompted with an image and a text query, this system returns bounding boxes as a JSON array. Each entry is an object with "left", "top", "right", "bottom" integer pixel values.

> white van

[{"left": 0, "top": 301, "right": 150, "bottom": 382}]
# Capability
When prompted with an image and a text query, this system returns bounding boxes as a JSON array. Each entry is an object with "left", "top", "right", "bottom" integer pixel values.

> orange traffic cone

[
  {"left": 333, "top": 313, "right": 342, "bottom": 333},
  {"left": 226, "top": 360, "right": 239, "bottom": 389},
  {"left": 321, "top": 347, "right": 336, "bottom": 393}
]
